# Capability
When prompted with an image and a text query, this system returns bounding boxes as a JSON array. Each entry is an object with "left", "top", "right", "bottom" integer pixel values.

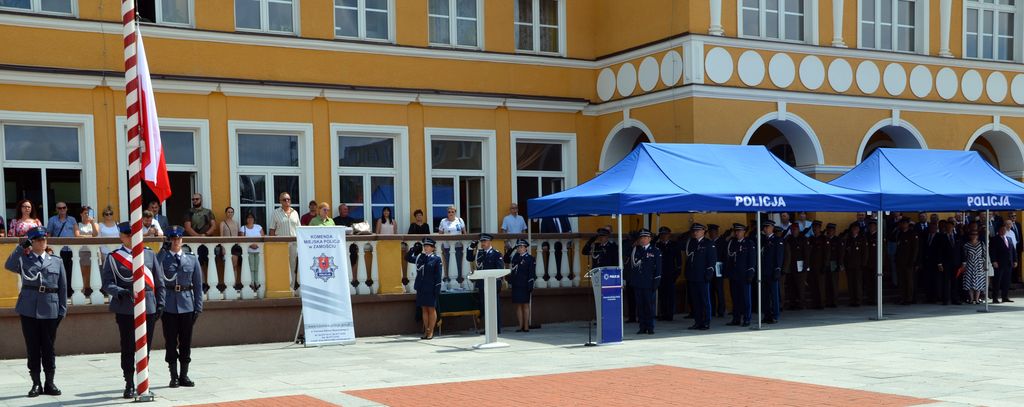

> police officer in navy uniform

[
  {"left": 102, "top": 222, "right": 165, "bottom": 399},
  {"left": 629, "top": 229, "right": 661, "bottom": 334},
  {"left": 582, "top": 227, "right": 619, "bottom": 269},
  {"left": 506, "top": 239, "right": 536, "bottom": 332},
  {"left": 407, "top": 238, "right": 443, "bottom": 339},
  {"left": 725, "top": 223, "right": 756, "bottom": 327},
  {"left": 684, "top": 224, "right": 717, "bottom": 330},
  {"left": 466, "top": 233, "right": 504, "bottom": 333},
  {"left": 654, "top": 227, "right": 681, "bottom": 321},
  {"left": 5, "top": 226, "right": 66, "bottom": 398},
  {"left": 158, "top": 226, "right": 203, "bottom": 388},
  {"left": 760, "top": 220, "right": 784, "bottom": 324}
]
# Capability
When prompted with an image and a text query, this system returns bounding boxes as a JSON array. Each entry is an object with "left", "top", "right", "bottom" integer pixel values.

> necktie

[{"left": 1005, "top": 237, "right": 1010, "bottom": 249}]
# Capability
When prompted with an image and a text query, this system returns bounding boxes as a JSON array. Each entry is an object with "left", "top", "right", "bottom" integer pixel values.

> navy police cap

[
  {"left": 479, "top": 233, "right": 493, "bottom": 241},
  {"left": 421, "top": 238, "right": 436, "bottom": 247},
  {"left": 166, "top": 226, "right": 185, "bottom": 238},
  {"left": 690, "top": 223, "right": 706, "bottom": 231},
  {"left": 26, "top": 226, "right": 47, "bottom": 241},
  {"left": 117, "top": 222, "right": 132, "bottom": 234}
]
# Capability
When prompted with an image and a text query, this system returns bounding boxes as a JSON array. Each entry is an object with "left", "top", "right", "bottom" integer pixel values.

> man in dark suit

[
  {"left": 990, "top": 225, "right": 1017, "bottom": 303},
  {"left": 921, "top": 222, "right": 946, "bottom": 304},
  {"left": 540, "top": 216, "right": 572, "bottom": 283},
  {"left": 1007, "top": 212, "right": 1022, "bottom": 284},
  {"left": 629, "top": 229, "right": 661, "bottom": 334},
  {"left": 938, "top": 221, "right": 960, "bottom": 305}
]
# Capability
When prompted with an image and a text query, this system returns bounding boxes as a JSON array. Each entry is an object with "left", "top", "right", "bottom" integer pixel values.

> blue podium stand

[{"left": 588, "top": 267, "right": 623, "bottom": 345}]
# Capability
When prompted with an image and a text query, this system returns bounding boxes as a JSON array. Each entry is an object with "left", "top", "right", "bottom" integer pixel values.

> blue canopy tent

[
  {"left": 527, "top": 143, "right": 878, "bottom": 331},
  {"left": 529, "top": 143, "right": 878, "bottom": 216},
  {"left": 831, "top": 148, "right": 1024, "bottom": 315}
]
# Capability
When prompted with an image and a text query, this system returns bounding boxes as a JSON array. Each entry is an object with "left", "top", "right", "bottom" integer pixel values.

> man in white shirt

[
  {"left": 142, "top": 210, "right": 164, "bottom": 237},
  {"left": 501, "top": 203, "right": 527, "bottom": 249},
  {"left": 269, "top": 192, "right": 300, "bottom": 290}
]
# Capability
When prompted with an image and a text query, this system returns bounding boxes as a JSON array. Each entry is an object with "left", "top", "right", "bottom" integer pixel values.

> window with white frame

[
  {"left": 235, "top": 0, "right": 297, "bottom": 35},
  {"left": 235, "top": 131, "right": 305, "bottom": 229},
  {"left": 335, "top": 0, "right": 391, "bottom": 41},
  {"left": 428, "top": 0, "right": 481, "bottom": 48},
  {"left": 514, "top": 141, "right": 566, "bottom": 223},
  {"left": 138, "top": 0, "right": 193, "bottom": 27},
  {"left": 0, "top": 122, "right": 86, "bottom": 223},
  {"left": 965, "top": 0, "right": 1018, "bottom": 61},
  {"left": 515, "top": 0, "right": 563, "bottom": 54},
  {"left": 860, "top": 0, "right": 921, "bottom": 52},
  {"left": 336, "top": 134, "right": 397, "bottom": 223},
  {"left": 740, "top": 0, "right": 810, "bottom": 42},
  {"left": 0, "top": 0, "right": 75, "bottom": 16}
]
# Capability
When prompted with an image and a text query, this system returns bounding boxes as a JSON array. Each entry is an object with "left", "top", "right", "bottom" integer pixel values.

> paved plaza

[{"left": 1, "top": 299, "right": 1022, "bottom": 407}]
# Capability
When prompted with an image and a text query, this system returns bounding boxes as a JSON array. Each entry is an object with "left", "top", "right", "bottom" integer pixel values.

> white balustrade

[
  {"left": 70, "top": 248, "right": 86, "bottom": 305},
  {"left": 543, "top": 241, "right": 556, "bottom": 288},
  {"left": 572, "top": 239, "right": 582, "bottom": 287},
  {"left": 369, "top": 241, "right": 380, "bottom": 294},
  {"left": 406, "top": 240, "right": 418, "bottom": 294},
  {"left": 88, "top": 246, "right": 104, "bottom": 304},
  {"left": 239, "top": 246, "right": 255, "bottom": 299},
  {"left": 204, "top": 243, "right": 222, "bottom": 301},
  {"left": 460, "top": 241, "right": 474, "bottom": 290},
  {"left": 257, "top": 243, "right": 267, "bottom": 298},
  {"left": 356, "top": 243, "right": 370, "bottom": 295},
  {"left": 533, "top": 244, "right": 545, "bottom": 289},
  {"left": 560, "top": 239, "right": 572, "bottom": 288},
  {"left": 222, "top": 245, "right": 239, "bottom": 300}
]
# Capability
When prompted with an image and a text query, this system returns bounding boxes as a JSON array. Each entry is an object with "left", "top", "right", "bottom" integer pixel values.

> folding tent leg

[
  {"left": 871, "top": 211, "right": 885, "bottom": 321},
  {"left": 979, "top": 209, "right": 991, "bottom": 314},
  {"left": 752, "top": 211, "right": 763, "bottom": 331}
]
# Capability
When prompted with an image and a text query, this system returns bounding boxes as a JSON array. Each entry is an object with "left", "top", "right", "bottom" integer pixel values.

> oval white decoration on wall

[
  {"left": 596, "top": 68, "right": 616, "bottom": 101},
  {"left": 768, "top": 53, "right": 796, "bottom": 88},
  {"left": 935, "top": 67, "right": 958, "bottom": 100},
  {"left": 827, "top": 58, "right": 853, "bottom": 92},
  {"left": 908, "top": 65, "right": 932, "bottom": 98},
  {"left": 961, "top": 69, "right": 983, "bottom": 102},
  {"left": 986, "top": 71, "right": 1008, "bottom": 103},
  {"left": 617, "top": 62, "right": 637, "bottom": 97},
  {"left": 638, "top": 56, "right": 659, "bottom": 92},
  {"left": 799, "top": 55, "right": 825, "bottom": 90},
  {"left": 1011, "top": 74, "right": 1024, "bottom": 105},
  {"left": 883, "top": 63, "right": 907, "bottom": 96},
  {"left": 705, "top": 47, "right": 734, "bottom": 84},
  {"left": 738, "top": 50, "right": 766, "bottom": 86},
  {"left": 661, "top": 50, "right": 683, "bottom": 86},
  {"left": 856, "top": 61, "right": 880, "bottom": 94}
]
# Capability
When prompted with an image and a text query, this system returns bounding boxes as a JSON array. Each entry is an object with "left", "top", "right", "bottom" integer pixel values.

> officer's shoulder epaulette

[{"left": 184, "top": 252, "right": 198, "bottom": 257}]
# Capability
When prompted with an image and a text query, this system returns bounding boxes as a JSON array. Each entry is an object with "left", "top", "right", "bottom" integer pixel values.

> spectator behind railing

[
  {"left": 78, "top": 206, "right": 98, "bottom": 237},
  {"left": 45, "top": 201, "right": 79, "bottom": 297},
  {"left": 300, "top": 200, "right": 317, "bottom": 226},
  {"left": 142, "top": 210, "right": 164, "bottom": 237},
  {"left": 9, "top": 199, "right": 41, "bottom": 238},
  {"left": 438, "top": 206, "right": 467, "bottom": 287},
  {"left": 501, "top": 203, "right": 527, "bottom": 250},
  {"left": 239, "top": 211, "right": 264, "bottom": 291},
  {"left": 376, "top": 207, "right": 396, "bottom": 235},
  {"left": 97, "top": 206, "right": 120, "bottom": 258},
  {"left": 309, "top": 202, "right": 335, "bottom": 226},
  {"left": 221, "top": 206, "right": 242, "bottom": 289},
  {"left": 407, "top": 209, "right": 430, "bottom": 235}
]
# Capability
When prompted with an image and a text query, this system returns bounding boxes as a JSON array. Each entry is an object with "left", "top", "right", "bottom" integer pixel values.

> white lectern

[{"left": 468, "top": 268, "right": 511, "bottom": 349}]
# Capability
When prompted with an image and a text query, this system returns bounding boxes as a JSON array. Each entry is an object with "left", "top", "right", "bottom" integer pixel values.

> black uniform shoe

[
  {"left": 687, "top": 324, "right": 699, "bottom": 330},
  {"left": 725, "top": 320, "right": 740, "bottom": 326},
  {"left": 698, "top": 326, "right": 710, "bottom": 331},
  {"left": 646, "top": 329, "right": 654, "bottom": 335},
  {"left": 178, "top": 376, "right": 195, "bottom": 387},
  {"left": 42, "top": 381, "right": 60, "bottom": 396},
  {"left": 992, "top": 299, "right": 1002, "bottom": 304},
  {"left": 1003, "top": 298, "right": 1014, "bottom": 303},
  {"left": 636, "top": 329, "right": 645, "bottom": 334},
  {"left": 741, "top": 321, "right": 750, "bottom": 327},
  {"left": 169, "top": 365, "right": 180, "bottom": 388},
  {"left": 123, "top": 384, "right": 136, "bottom": 399},
  {"left": 28, "top": 383, "right": 42, "bottom": 398}
]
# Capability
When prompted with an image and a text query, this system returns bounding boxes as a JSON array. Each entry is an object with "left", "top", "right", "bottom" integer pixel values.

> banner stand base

[
  {"left": 134, "top": 391, "right": 155, "bottom": 402},
  {"left": 293, "top": 312, "right": 304, "bottom": 345},
  {"left": 473, "top": 342, "right": 509, "bottom": 349}
]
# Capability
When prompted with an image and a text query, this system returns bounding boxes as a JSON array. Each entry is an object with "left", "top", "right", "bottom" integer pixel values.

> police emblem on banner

[{"left": 311, "top": 253, "right": 339, "bottom": 282}]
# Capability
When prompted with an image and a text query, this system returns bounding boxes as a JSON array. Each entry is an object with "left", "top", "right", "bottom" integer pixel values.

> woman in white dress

[
  {"left": 239, "top": 211, "right": 264, "bottom": 292},
  {"left": 437, "top": 206, "right": 467, "bottom": 288}
]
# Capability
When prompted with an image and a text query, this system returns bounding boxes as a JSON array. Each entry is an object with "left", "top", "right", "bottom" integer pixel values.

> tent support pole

[
  {"left": 753, "top": 211, "right": 763, "bottom": 331},
  {"left": 872, "top": 211, "right": 885, "bottom": 321},
  {"left": 617, "top": 214, "right": 624, "bottom": 334},
  {"left": 980, "top": 209, "right": 991, "bottom": 313}
]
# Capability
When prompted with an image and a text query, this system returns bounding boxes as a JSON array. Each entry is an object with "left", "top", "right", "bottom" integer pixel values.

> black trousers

[
  {"left": 624, "top": 283, "right": 637, "bottom": 321},
  {"left": 116, "top": 313, "right": 158, "bottom": 382},
  {"left": 21, "top": 316, "right": 59, "bottom": 375},
  {"left": 162, "top": 312, "right": 195, "bottom": 365},
  {"left": 656, "top": 281, "right": 676, "bottom": 320},
  {"left": 634, "top": 286, "right": 655, "bottom": 330},
  {"left": 710, "top": 276, "right": 726, "bottom": 316},
  {"left": 994, "top": 265, "right": 1012, "bottom": 299}
]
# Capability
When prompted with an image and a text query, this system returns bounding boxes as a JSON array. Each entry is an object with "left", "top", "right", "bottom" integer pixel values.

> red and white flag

[{"left": 137, "top": 31, "right": 171, "bottom": 202}]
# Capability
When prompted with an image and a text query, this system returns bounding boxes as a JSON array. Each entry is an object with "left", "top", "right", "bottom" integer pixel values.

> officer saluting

[
  {"left": 5, "top": 226, "right": 66, "bottom": 398},
  {"left": 725, "top": 223, "right": 756, "bottom": 327},
  {"left": 684, "top": 223, "right": 717, "bottom": 331},
  {"left": 157, "top": 226, "right": 203, "bottom": 388},
  {"left": 102, "top": 222, "right": 165, "bottom": 399},
  {"left": 466, "top": 233, "right": 504, "bottom": 333},
  {"left": 406, "top": 238, "right": 442, "bottom": 339},
  {"left": 582, "top": 227, "right": 619, "bottom": 268},
  {"left": 506, "top": 239, "right": 536, "bottom": 332},
  {"left": 629, "top": 229, "right": 661, "bottom": 334}
]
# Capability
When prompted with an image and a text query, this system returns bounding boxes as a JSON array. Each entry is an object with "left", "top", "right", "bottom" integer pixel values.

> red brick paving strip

[
  {"left": 181, "top": 395, "right": 337, "bottom": 407},
  {"left": 347, "top": 365, "right": 937, "bottom": 407}
]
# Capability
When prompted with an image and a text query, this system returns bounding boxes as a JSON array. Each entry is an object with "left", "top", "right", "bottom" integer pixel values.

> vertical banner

[
  {"left": 297, "top": 226, "right": 356, "bottom": 346},
  {"left": 591, "top": 267, "right": 623, "bottom": 344}
]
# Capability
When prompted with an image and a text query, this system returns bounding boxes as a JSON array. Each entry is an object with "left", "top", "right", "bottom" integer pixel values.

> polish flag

[{"left": 137, "top": 31, "right": 171, "bottom": 202}]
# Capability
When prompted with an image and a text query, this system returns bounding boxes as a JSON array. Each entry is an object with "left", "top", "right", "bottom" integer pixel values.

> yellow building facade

[{"left": 1, "top": 0, "right": 1023, "bottom": 234}]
